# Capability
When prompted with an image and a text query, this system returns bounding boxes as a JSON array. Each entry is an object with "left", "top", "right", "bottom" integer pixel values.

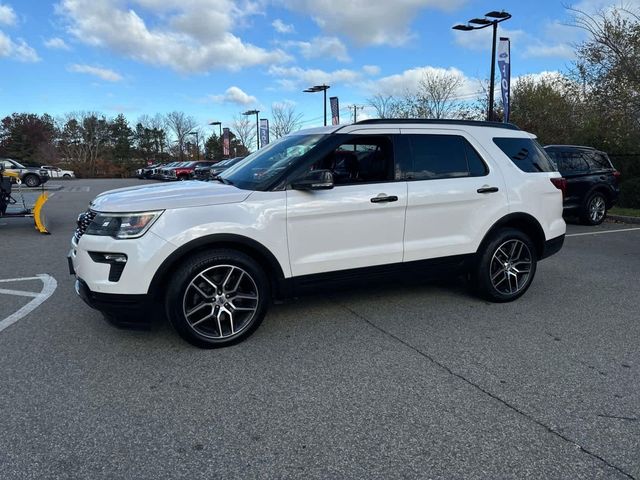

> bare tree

[
  {"left": 271, "top": 102, "right": 303, "bottom": 139},
  {"left": 231, "top": 115, "right": 256, "bottom": 152},
  {"left": 165, "top": 111, "right": 197, "bottom": 160},
  {"left": 415, "top": 70, "right": 464, "bottom": 119},
  {"left": 367, "top": 94, "right": 399, "bottom": 119}
]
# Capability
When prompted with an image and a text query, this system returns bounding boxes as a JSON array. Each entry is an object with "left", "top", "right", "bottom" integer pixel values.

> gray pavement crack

[{"left": 338, "top": 302, "right": 636, "bottom": 480}]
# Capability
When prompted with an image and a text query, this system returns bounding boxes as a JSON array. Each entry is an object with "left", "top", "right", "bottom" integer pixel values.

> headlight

[{"left": 85, "top": 211, "right": 163, "bottom": 239}]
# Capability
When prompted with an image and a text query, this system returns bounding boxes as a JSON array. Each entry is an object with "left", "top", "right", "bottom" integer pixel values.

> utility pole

[{"left": 349, "top": 105, "right": 364, "bottom": 123}]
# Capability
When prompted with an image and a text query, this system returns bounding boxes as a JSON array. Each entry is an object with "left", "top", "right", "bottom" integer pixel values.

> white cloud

[
  {"left": 453, "top": 26, "right": 525, "bottom": 52},
  {"left": 272, "top": 18, "right": 294, "bottom": 34},
  {"left": 362, "top": 65, "right": 380, "bottom": 75},
  {"left": 210, "top": 86, "right": 257, "bottom": 106},
  {"left": 0, "top": 3, "right": 16, "bottom": 26},
  {"left": 524, "top": 43, "right": 575, "bottom": 59},
  {"left": 57, "top": 0, "right": 290, "bottom": 73},
  {"left": 269, "top": 65, "right": 365, "bottom": 90},
  {"left": 44, "top": 37, "right": 71, "bottom": 50},
  {"left": 282, "top": 0, "right": 467, "bottom": 46},
  {"left": 283, "top": 36, "right": 350, "bottom": 62},
  {"left": 0, "top": 31, "right": 40, "bottom": 62},
  {"left": 69, "top": 63, "right": 123, "bottom": 82},
  {"left": 369, "top": 66, "right": 480, "bottom": 99}
]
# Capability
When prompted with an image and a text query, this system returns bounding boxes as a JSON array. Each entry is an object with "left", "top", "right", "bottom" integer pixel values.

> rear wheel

[
  {"left": 581, "top": 192, "right": 607, "bottom": 225},
  {"left": 165, "top": 249, "right": 270, "bottom": 348},
  {"left": 23, "top": 174, "right": 40, "bottom": 187},
  {"left": 63, "top": 174, "right": 71, "bottom": 179},
  {"left": 474, "top": 228, "right": 537, "bottom": 302}
]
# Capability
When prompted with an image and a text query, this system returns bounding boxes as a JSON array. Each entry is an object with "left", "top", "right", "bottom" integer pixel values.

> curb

[{"left": 607, "top": 214, "right": 640, "bottom": 225}]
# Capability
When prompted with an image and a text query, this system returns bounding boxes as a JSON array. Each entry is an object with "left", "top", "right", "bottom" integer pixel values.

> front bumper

[{"left": 74, "top": 277, "right": 155, "bottom": 328}]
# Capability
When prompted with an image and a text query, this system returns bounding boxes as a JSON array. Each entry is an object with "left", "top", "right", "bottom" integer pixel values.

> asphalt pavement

[{"left": 1, "top": 179, "right": 638, "bottom": 479}]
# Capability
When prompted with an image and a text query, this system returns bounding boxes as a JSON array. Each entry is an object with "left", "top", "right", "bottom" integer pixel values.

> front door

[{"left": 286, "top": 133, "right": 407, "bottom": 277}]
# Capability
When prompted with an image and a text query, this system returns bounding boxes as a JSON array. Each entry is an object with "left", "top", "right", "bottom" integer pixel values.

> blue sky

[{"left": 0, "top": 0, "right": 626, "bottom": 130}]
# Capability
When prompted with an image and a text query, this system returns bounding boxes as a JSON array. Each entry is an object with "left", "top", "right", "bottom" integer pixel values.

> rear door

[
  {"left": 551, "top": 151, "right": 591, "bottom": 209},
  {"left": 286, "top": 132, "right": 407, "bottom": 276},
  {"left": 398, "top": 130, "right": 508, "bottom": 261}
]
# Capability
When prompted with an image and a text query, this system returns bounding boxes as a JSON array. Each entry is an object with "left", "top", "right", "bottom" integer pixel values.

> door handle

[
  {"left": 370, "top": 195, "right": 398, "bottom": 203},
  {"left": 477, "top": 186, "right": 499, "bottom": 194}
]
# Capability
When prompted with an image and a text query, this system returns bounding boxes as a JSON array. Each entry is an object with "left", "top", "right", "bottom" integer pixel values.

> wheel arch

[
  {"left": 478, "top": 212, "right": 546, "bottom": 258},
  {"left": 586, "top": 184, "right": 614, "bottom": 207},
  {"left": 149, "top": 234, "right": 289, "bottom": 300}
]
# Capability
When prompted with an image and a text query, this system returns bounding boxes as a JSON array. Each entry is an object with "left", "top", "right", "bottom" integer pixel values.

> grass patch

[{"left": 610, "top": 207, "right": 640, "bottom": 217}]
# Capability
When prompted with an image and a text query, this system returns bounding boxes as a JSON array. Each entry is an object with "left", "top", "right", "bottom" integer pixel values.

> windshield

[{"left": 219, "top": 134, "right": 327, "bottom": 190}]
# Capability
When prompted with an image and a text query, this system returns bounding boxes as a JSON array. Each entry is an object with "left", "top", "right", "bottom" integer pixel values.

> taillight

[
  {"left": 550, "top": 177, "right": 567, "bottom": 199},
  {"left": 613, "top": 171, "right": 621, "bottom": 184}
]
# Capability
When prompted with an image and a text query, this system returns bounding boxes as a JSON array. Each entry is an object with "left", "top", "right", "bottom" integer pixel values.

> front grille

[{"left": 74, "top": 210, "right": 96, "bottom": 242}]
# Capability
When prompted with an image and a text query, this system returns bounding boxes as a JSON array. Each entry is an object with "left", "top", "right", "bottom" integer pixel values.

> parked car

[
  {"left": 544, "top": 145, "right": 620, "bottom": 225},
  {"left": 151, "top": 162, "right": 180, "bottom": 180},
  {"left": 192, "top": 157, "right": 245, "bottom": 181},
  {"left": 69, "top": 119, "right": 566, "bottom": 348},
  {"left": 136, "top": 164, "right": 162, "bottom": 179},
  {"left": 0, "top": 158, "right": 49, "bottom": 187},
  {"left": 161, "top": 161, "right": 216, "bottom": 181},
  {"left": 41, "top": 165, "right": 75, "bottom": 179}
]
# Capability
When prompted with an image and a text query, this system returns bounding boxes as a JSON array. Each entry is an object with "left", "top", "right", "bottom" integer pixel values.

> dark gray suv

[{"left": 0, "top": 158, "right": 50, "bottom": 187}]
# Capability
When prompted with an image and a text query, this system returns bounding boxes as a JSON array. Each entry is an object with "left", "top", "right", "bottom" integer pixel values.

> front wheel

[
  {"left": 63, "top": 174, "right": 71, "bottom": 179},
  {"left": 581, "top": 192, "right": 607, "bottom": 225},
  {"left": 165, "top": 249, "right": 270, "bottom": 348},
  {"left": 23, "top": 174, "right": 40, "bottom": 187},
  {"left": 473, "top": 228, "right": 537, "bottom": 302}
]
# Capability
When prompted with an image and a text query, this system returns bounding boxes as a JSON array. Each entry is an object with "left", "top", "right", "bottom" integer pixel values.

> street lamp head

[
  {"left": 242, "top": 110, "right": 259, "bottom": 116},
  {"left": 485, "top": 10, "right": 510, "bottom": 19},
  {"left": 469, "top": 17, "right": 492, "bottom": 25},
  {"left": 209, "top": 121, "right": 221, "bottom": 126},
  {"left": 452, "top": 24, "right": 474, "bottom": 31},
  {"left": 303, "top": 84, "right": 330, "bottom": 93},
  {"left": 188, "top": 131, "right": 197, "bottom": 135}
]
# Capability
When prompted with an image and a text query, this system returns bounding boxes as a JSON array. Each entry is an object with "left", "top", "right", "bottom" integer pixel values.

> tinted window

[
  {"left": 584, "top": 151, "right": 612, "bottom": 170},
  {"left": 494, "top": 137, "right": 555, "bottom": 172},
  {"left": 405, "top": 135, "right": 487, "bottom": 180},
  {"left": 311, "top": 136, "right": 394, "bottom": 185},
  {"left": 554, "top": 152, "right": 588, "bottom": 174}
]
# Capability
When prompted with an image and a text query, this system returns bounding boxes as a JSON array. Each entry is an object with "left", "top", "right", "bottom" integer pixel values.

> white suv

[{"left": 69, "top": 120, "right": 566, "bottom": 348}]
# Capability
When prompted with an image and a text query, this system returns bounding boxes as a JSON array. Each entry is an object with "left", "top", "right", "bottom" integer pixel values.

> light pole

[
  {"left": 303, "top": 84, "right": 330, "bottom": 126},
  {"left": 209, "top": 121, "right": 222, "bottom": 137},
  {"left": 242, "top": 110, "right": 260, "bottom": 150},
  {"left": 453, "top": 10, "right": 511, "bottom": 121},
  {"left": 188, "top": 130, "right": 200, "bottom": 160}
]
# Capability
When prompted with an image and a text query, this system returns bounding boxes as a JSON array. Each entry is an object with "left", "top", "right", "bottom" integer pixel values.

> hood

[{"left": 90, "top": 180, "right": 252, "bottom": 212}]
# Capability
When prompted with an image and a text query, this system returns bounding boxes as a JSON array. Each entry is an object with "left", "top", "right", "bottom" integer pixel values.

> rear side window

[
  {"left": 493, "top": 137, "right": 556, "bottom": 173},
  {"left": 403, "top": 134, "right": 488, "bottom": 180},
  {"left": 553, "top": 152, "right": 589, "bottom": 174},
  {"left": 584, "top": 151, "right": 613, "bottom": 171}
]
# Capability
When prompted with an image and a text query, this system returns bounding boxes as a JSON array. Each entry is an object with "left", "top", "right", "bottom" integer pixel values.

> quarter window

[
  {"left": 403, "top": 134, "right": 488, "bottom": 180},
  {"left": 493, "top": 137, "right": 556, "bottom": 173}
]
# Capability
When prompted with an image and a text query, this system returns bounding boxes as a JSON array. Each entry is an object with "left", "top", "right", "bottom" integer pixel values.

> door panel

[{"left": 286, "top": 183, "right": 407, "bottom": 276}]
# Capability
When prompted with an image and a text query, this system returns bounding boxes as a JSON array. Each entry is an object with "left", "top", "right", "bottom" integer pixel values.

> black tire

[
  {"left": 63, "top": 174, "right": 71, "bottom": 179},
  {"left": 23, "top": 174, "right": 40, "bottom": 187},
  {"left": 581, "top": 192, "right": 607, "bottom": 225},
  {"left": 473, "top": 228, "right": 537, "bottom": 302},
  {"left": 165, "top": 249, "right": 270, "bottom": 348}
]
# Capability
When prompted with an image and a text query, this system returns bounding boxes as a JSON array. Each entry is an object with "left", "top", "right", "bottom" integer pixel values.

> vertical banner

[
  {"left": 222, "top": 127, "right": 230, "bottom": 156},
  {"left": 330, "top": 96, "right": 340, "bottom": 125},
  {"left": 259, "top": 119, "right": 270, "bottom": 147},
  {"left": 498, "top": 37, "right": 511, "bottom": 123}
]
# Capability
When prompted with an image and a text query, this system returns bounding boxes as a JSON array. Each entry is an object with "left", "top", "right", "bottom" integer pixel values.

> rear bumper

[{"left": 541, "top": 234, "right": 564, "bottom": 260}]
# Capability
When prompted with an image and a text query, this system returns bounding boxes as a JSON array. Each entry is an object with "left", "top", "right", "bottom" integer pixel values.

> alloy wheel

[
  {"left": 182, "top": 265, "right": 259, "bottom": 339},
  {"left": 489, "top": 239, "right": 533, "bottom": 295},
  {"left": 589, "top": 195, "right": 606, "bottom": 223}
]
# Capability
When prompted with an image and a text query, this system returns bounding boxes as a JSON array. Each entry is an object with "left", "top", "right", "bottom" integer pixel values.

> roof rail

[{"left": 353, "top": 118, "right": 521, "bottom": 130}]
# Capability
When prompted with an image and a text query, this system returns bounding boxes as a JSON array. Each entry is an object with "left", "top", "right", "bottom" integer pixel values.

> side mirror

[{"left": 291, "top": 169, "right": 334, "bottom": 190}]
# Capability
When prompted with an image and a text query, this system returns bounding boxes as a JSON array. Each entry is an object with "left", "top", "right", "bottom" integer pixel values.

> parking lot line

[
  {"left": 566, "top": 227, "right": 640, "bottom": 237},
  {"left": 0, "top": 274, "right": 57, "bottom": 333},
  {"left": 0, "top": 288, "right": 40, "bottom": 298}
]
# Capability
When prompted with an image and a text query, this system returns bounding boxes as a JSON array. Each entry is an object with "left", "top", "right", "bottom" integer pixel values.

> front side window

[
  {"left": 493, "top": 137, "right": 556, "bottom": 173},
  {"left": 307, "top": 135, "right": 395, "bottom": 185},
  {"left": 402, "top": 134, "right": 488, "bottom": 180},
  {"left": 220, "top": 134, "right": 327, "bottom": 190}
]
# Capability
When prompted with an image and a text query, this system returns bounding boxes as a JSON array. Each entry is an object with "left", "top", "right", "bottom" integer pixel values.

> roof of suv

[{"left": 544, "top": 145, "right": 596, "bottom": 150}]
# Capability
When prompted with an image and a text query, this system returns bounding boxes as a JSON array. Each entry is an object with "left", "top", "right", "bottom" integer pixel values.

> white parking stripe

[
  {"left": 0, "top": 288, "right": 40, "bottom": 298},
  {"left": 0, "top": 274, "right": 57, "bottom": 333},
  {"left": 0, "top": 276, "right": 42, "bottom": 283},
  {"left": 566, "top": 227, "right": 640, "bottom": 237}
]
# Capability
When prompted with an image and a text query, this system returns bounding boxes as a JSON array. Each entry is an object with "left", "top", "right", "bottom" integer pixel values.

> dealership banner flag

[
  {"left": 223, "top": 127, "right": 230, "bottom": 156},
  {"left": 259, "top": 118, "right": 270, "bottom": 147},
  {"left": 330, "top": 96, "right": 340, "bottom": 125},
  {"left": 498, "top": 37, "right": 511, "bottom": 122}
]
